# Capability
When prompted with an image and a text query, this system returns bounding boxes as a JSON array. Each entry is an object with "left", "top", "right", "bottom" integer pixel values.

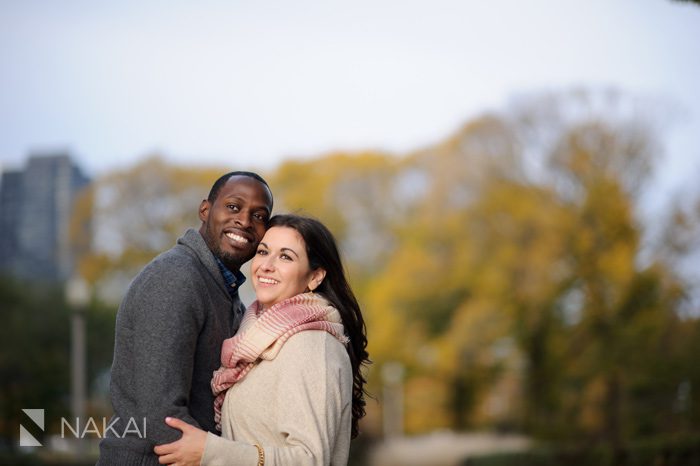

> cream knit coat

[{"left": 202, "top": 330, "right": 353, "bottom": 466}]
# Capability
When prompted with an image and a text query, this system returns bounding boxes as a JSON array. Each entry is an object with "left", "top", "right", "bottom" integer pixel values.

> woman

[{"left": 155, "top": 214, "right": 370, "bottom": 466}]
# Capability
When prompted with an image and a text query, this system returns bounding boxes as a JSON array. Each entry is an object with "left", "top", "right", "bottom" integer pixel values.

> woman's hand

[{"left": 154, "top": 417, "right": 207, "bottom": 466}]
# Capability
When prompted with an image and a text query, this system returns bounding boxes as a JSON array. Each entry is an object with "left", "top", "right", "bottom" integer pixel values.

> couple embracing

[{"left": 96, "top": 172, "right": 370, "bottom": 466}]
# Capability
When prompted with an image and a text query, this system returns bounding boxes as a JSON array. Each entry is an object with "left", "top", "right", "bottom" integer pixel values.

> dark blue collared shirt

[{"left": 215, "top": 257, "right": 247, "bottom": 302}]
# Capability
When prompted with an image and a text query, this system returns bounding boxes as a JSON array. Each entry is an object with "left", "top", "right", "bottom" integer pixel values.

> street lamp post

[
  {"left": 381, "top": 361, "right": 405, "bottom": 438},
  {"left": 66, "top": 276, "right": 89, "bottom": 455}
]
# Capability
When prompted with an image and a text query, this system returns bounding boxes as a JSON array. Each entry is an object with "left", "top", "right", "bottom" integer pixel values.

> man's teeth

[
  {"left": 226, "top": 233, "right": 248, "bottom": 244},
  {"left": 258, "top": 277, "right": 278, "bottom": 285}
]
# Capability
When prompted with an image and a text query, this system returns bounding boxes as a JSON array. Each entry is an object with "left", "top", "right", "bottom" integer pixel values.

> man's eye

[
  {"left": 253, "top": 212, "right": 268, "bottom": 222},
  {"left": 227, "top": 204, "right": 240, "bottom": 212}
]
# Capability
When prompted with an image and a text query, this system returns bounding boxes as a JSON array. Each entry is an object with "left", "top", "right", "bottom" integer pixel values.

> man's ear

[{"left": 198, "top": 199, "right": 210, "bottom": 223}]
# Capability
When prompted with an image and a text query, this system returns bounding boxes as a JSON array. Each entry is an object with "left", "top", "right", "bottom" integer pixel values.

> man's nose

[{"left": 234, "top": 209, "right": 251, "bottom": 227}]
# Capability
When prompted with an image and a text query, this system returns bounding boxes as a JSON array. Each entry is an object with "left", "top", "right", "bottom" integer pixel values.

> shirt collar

[{"left": 215, "top": 257, "right": 246, "bottom": 293}]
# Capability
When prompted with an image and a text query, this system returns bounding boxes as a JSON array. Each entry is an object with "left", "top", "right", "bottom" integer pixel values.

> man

[{"left": 97, "top": 172, "right": 273, "bottom": 465}]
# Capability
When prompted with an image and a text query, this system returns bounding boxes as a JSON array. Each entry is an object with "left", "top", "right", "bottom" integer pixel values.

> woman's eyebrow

[{"left": 280, "top": 247, "right": 299, "bottom": 258}]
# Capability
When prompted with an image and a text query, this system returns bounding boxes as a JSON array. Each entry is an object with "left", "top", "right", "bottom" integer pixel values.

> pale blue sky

[{"left": 1, "top": 0, "right": 698, "bottom": 209}]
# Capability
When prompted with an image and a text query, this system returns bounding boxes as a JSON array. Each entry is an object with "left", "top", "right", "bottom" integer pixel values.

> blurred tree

[
  {"left": 454, "top": 91, "right": 696, "bottom": 451},
  {"left": 541, "top": 112, "right": 688, "bottom": 452},
  {"left": 456, "top": 181, "right": 574, "bottom": 435},
  {"left": 357, "top": 89, "right": 699, "bottom": 446},
  {"left": 0, "top": 280, "right": 69, "bottom": 446},
  {"left": 269, "top": 151, "right": 400, "bottom": 274},
  {"left": 71, "top": 155, "right": 232, "bottom": 298},
  {"left": 671, "top": 0, "right": 700, "bottom": 6},
  {"left": 0, "top": 278, "right": 115, "bottom": 447},
  {"left": 54, "top": 90, "right": 699, "bottom": 450}
]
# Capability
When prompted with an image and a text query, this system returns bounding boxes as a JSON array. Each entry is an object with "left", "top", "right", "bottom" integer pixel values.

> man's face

[{"left": 199, "top": 176, "right": 273, "bottom": 271}]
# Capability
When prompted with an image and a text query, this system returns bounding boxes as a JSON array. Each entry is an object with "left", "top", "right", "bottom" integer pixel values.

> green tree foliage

[
  {"left": 0, "top": 280, "right": 69, "bottom": 445},
  {"left": 0, "top": 278, "right": 115, "bottom": 446}
]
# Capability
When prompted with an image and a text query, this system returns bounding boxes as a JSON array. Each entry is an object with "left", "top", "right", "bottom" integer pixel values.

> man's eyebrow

[
  {"left": 222, "top": 195, "right": 271, "bottom": 213},
  {"left": 220, "top": 195, "right": 242, "bottom": 203}
]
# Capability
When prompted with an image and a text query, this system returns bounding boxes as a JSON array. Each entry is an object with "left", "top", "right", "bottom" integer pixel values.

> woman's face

[{"left": 251, "top": 226, "right": 325, "bottom": 309}]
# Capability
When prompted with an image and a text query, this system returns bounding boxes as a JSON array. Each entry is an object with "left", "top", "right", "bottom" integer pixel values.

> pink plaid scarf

[{"left": 211, "top": 292, "right": 348, "bottom": 429}]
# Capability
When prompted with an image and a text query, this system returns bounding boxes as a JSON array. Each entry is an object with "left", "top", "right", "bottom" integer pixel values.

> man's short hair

[{"left": 207, "top": 171, "right": 272, "bottom": 205}]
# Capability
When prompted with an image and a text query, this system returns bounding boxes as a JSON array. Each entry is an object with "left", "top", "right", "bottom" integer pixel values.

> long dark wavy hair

[{"left": 268, "top": 214, "right": 370, "bottom": 438}]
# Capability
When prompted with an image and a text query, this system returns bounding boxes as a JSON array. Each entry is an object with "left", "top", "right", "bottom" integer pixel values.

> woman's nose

[{"left": 260, "top": 256, "right": 275, "bottom": 270}]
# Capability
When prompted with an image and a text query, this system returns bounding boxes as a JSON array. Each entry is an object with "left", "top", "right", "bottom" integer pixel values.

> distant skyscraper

[{"left": 0, "top": 153, "right": 90, "bottom": 282}]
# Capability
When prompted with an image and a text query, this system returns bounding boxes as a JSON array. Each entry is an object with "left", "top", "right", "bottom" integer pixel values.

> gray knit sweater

[{"left": 97, "top": 229, "right": 245, "bottom": 466}]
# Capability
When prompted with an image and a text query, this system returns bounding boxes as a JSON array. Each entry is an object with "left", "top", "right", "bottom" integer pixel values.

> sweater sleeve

[
  {"left": 110, "top": 258, "right": 206, "bottom": 446},
  {"left": 201, "top": 333, "right": 352, "bottom": 466}
]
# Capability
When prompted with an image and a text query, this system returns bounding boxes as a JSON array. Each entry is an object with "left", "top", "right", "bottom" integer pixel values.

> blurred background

[{"left": 1, "top": 1, "right": 700, "bottom": 465}]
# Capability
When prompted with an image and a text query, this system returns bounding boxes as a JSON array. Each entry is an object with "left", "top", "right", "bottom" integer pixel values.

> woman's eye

[
  {"left": 256, "top": 249, "right": 267, "bottom": 256},
  {"left": 281, "top": 254, "right": 292, "bottom": 261}
]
